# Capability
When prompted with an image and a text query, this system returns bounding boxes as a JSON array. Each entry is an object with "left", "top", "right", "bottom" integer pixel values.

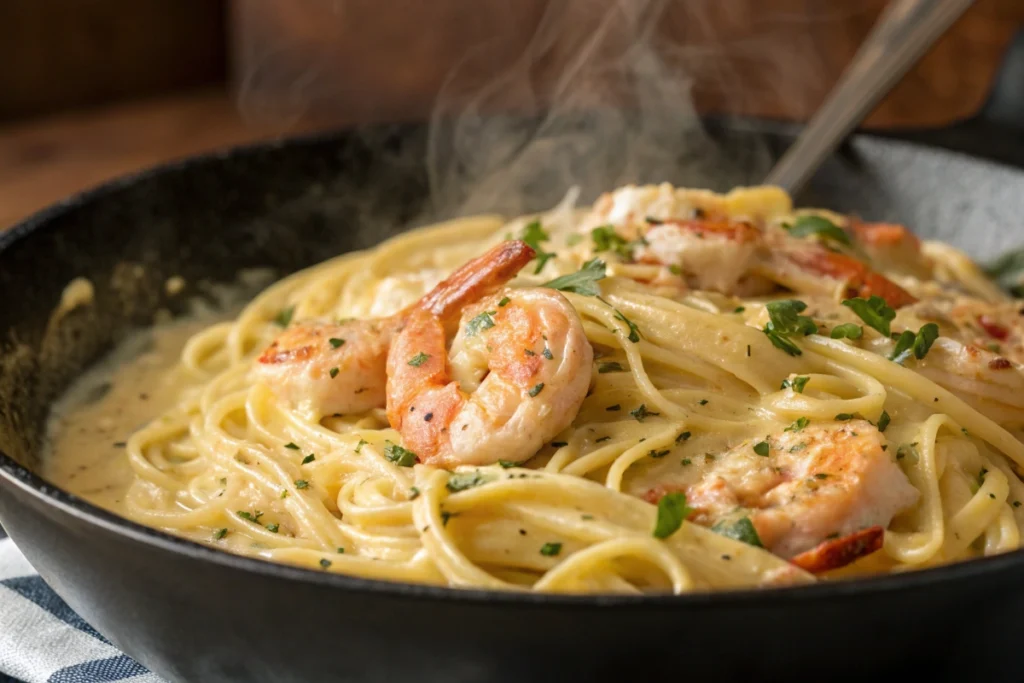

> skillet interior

[{"left": 2, "top": 118, "right": 1024, "bottom": 682}]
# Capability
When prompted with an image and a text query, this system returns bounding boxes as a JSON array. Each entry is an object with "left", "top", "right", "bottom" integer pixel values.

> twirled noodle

[{"left": 45, "top": 185, "right": 1024, "bottom": 594}]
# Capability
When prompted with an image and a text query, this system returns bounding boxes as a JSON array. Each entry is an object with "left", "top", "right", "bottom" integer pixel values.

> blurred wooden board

[{"left": 0, "top": 91, "right": 326, "bottom": 230}]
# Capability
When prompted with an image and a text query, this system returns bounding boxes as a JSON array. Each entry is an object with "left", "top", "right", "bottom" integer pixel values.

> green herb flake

[
  {"left": 542, "top": 258, "right": 607, "bottom": 297},
  {"left": 878, "top": 410, "right": 891, "bottom": 433},
  {"left": 630, "top": 404, "right": 660, "bottom": 422},
  {"left": 889, "top": 323, "right": 939, "bottom": 364},
  {"left": 409, "top": 486, "right": 421, "bottom": 500},
  {"left": 649, "top": 449, "right": 670, "bottom": 459},
  {"left": 734, "top": 306, "right": 746, "bottom": 313},
  {"left": 786, "top": 215, "right": 851, "bottom": 246},
  {"left": 753, "top": 441, "right": 770, "bottom": 457},
  {"left": 520, "top": 220, "right": 556, "bottom": 274},
  {"left": 284, "top": 442, "right": 300, "bottom": 450},
  {"left": 465, "top": 311, "right": 497, "bottom": 337},
  {"left": 612, "top": 308, "right": 641, "bottom": 343},
  {"left": 301, "top": 453, "right": 316, "bottom": 465},
  {"left": 528, "top": 383, "right": 545, "bottom": 397},
  {"left": 681, "top": 458, "right": 692, "bottom": 466},
  {"left": 711, "top": 517, "right": 764, "bottom": 547},
  {"left": 540, "top": 542, "right": 563, "bottom": 557},
  {"left": 320, "top": 558, "right": 332, "bottom": 569},
  {"left": 763, "top": 299, "right": 818, "bottom": 356},
  {"left": 842, "top": 296, "right": 896, "bottom": 337},
  {"left": 329, "top": 367, "right": 339, "bottom": 379},
  {"left": 329, "top": 337, "right": 345, "bottom": 349},
  {"left": 835, "top": 413, "right": 856, "bottom": 421},
  {"left": 814, "top": 473, "right": 829, "bottom": 480},
  {"left": 384, "top": 441, "right": 418, "bottom": 467},
  {"left": 446, "top": 470, "right": 493, "bottom": 492},
  {"left": 274, "top": 306, "right": 295, "bottom": 327},
  {"left": 669, "top": 264, "right": 683, "bottom": 275},
  {"left": 408, "top": 352, "right": 430, "bottom": 367},
  {"left": 781, "top": 375, "right": 811, "bottom": 393},
  {"left": 676, "top": 431, "right": 692, "bottom": 443},
  {"left": 266, "top": 523, "right": 280, "bottom": 533},
  {"left": 542, "top": 347, "right": 554, "bottom": 360},
  {"left": 237, "top": 510, "right": 263, "bottom": 524},
  {"left": 598, "top": 361, "right": 625, "bottom": 373},
  {"left": 294, "top": 479, "right": 310, "bottom": 489},
  {"left": 498, "top": 296, "right": 511, "bottom": 307},
  {"left": 591, "top": 225, "right": 634, "bottom": 258},
  {"left": 830, "top": 323, "right": 863, "bottom": 340},
  {"left": 355, "top": 439, "right": 367, "bottom": 454},
  {"left": 213, "top": 528, "right": 228, "bottom": 540},
  {"left": 896, "top": 443, "right": 919, "bottom": 462},
  {"left": 785, "top": 417, "right": 809, "bottom": 432},
  {"left": 653, "top": 492, "right": 693, "bottom": 539}
]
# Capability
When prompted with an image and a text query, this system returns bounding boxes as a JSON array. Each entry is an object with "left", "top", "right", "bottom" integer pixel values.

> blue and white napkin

[{"left": 0, "top": 527, "right": 161, "bottom": 683}]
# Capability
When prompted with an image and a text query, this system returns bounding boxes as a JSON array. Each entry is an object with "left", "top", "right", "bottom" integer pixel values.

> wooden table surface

[{"left": 0, "top": 90, "right": 324, "bottom": 230}]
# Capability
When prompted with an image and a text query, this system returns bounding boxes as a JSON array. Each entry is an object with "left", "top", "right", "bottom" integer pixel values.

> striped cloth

[{"left": 0, "top": 526, "right": 162, "bottom": 683}]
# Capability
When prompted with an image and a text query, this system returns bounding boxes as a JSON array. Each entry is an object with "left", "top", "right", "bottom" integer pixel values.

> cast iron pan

[{"left": 2, "top": 42, "right": 1024, "bottom": 683}]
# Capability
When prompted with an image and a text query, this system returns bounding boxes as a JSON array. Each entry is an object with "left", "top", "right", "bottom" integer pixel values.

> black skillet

[{"left": 2, "top": 36, "right": 1024, "bottom": 683}]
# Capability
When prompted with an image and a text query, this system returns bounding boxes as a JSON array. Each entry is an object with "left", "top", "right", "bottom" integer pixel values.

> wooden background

[{"left": 0, "top": 0, "right": 1021, "bottom": 228}]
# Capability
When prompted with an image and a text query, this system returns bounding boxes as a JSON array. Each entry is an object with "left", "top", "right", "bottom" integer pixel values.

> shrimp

[
  {"left": 385, "top": 288, "right": 593, "bottom": 468},
  {"left": 849, "top": 219, "right": 933, "bottom": 280},
  {"left": 254, "top": 240, "right": 535, "bottom": 418},
  {"left": 643, "top": 421, "right": 919, "bottom": 571}
]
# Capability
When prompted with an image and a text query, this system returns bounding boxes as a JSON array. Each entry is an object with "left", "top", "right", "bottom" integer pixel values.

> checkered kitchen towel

[{"left": 0, "top": 527, "right": 162, "bottom": 683}]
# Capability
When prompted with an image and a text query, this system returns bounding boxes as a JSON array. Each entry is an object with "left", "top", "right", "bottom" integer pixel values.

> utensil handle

[{"left": 764, "top": 0, "right": 976, "bottom": 193}]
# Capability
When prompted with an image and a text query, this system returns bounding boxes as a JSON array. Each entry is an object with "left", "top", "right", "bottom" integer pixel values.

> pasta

[{"left": 46, "top": 183, "right": 1024, "bottom": 594}]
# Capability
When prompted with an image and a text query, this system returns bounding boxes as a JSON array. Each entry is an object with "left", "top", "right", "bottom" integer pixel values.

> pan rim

[{"left": 3, "top": 123, "right": 1024, "bottom": 610}]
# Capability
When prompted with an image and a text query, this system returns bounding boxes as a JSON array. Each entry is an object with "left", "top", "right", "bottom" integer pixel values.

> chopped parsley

[
  {"left": 781, "top": 376, "right": 810, "bottom": 393},
  {"left": 830, "top": 323, "right": 863, "bottom": 340},
  {"left": 676, "top": 431, "right": 692, "bottom": 443},
  {"left": 265, "top": 523, "right": 280, "bottom": 533},
  {"left": 699, "top": 399, "right": 709, "bottom": 406},
  {"left": 653, "top": 492, "right": 692, "bottom": 539},
  {"left": 669, "top": 264, "right": 683, "bottom": 275},
  {"left": 409, "top": 486, "right": 421, "bottom": 500},
  {"left": 785, "top": 417, "right": 809, "bottom": 432},
  {"left": 498, "top": 296, "right": 511, "bottom": 307},
  {"left": 763, "top": 299, "right": 817, "bottom": 356},
  {"left": 835, "top": 413, "right": 856, "bottom": 421},
  {"left": 542, "top": 258, "right": 606, "bottom": 296},
  {"left": 753, "top": 441, "right": 770, "bottom": 456},
  {"left": 591, "top": 225, "right": 633, "bottom": 258},
  {"left": 786, "top": 215, "right": 851, "bottom": 246},
  {"left": 329, "top": 367, "right": 339, "bottom": 379},
  {"left": 712, "top": 517, "right": 764, "bottom": 547},
  {"left": 497, "top": 459, "right": 516, "bottom": 469},
  {"left": 408, "top": 352, "right": 430, "bottom": 367},
  {"left": 896, "top": 443, "right": 919, "bottom": 462},
  {"left": 842, "top": 296, "right": 895, "bottom": 337},
  {"left": 465, "top": 310, "right": 497, "bottom": 337},
  {"left": 355, "top": 439, "right": 367, "bottom": 454},
  {"left": 237, "top": 510, "right": 263, "bottom": 524},
  {"left": 284, "top": 442, "right": 300, "bottom": 450},
  {"left": 542, "top": 347, "right": 554, "bottom": 360},
  {"left": 213, "top": 528, "right": 228, "bottom": 540},
  {"left": 384, "top": 442, "right": 418, "bottom": 467},
  {"left": 734, "top": 306, "right": 746, "bottom": 313},
  {"left": 649, "top": 449, "right": 670, "bottom": 459},
  {"left": 889, "top": 323, "right": 939, "bottom": 364},
  {"left": 814, "top": 473, "right": 829, "bottom": 480},
  {"left": 630, "top": 404, "right": 659, "bottom": 422},
  {"left": 294, "top": 479, "right": 310, "bottom": 489},
  {"left": 528, "top": 383, "right": 545, "bottom": 397},
  {"left": 681, "top": 458, "right": 692, "bottom": 466},
  {"left": 540, "top": 542, "right": 563, "bottom": 557},
  {"left": 440, "top": 510, "right": 458, "bottom": 526},
  {"left": 520, "top": 220, "right": 556, "bottom": 273},
  {"left": 320, "top": 558, "right": 332, "bottom": 569},
  {"left": 612, "top": 307, "right": 641, "bottom": 343},
  {"left": 329, "top": 337, "right": 345, "bottom": 348},
  {"left": 301, "top": 453, "right": 316, "bottom": 465},
  {"left": 598, "top": 361, "right": 625, "bottom": 373},
  {"left": 274, "top": 306, "right": 295, "bottom": 327},
  {"left": 878, "top": 410, "right": 891, "bottom": 433},
  {"left": 446, "top": 470, "right": 493, "bottom": 492}
]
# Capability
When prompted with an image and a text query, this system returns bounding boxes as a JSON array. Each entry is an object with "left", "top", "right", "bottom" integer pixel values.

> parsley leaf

[
  {"left": 598, "top": 361, "right": 625, "bottom": 373},
  {"left": 294, "top": 479, "right": 310, "bottom": 489},
  {"left": 284, "top": 442, "right": 300, "bottom": 450},
  {"left": 465, "top": 311, "right": 497, "bottom": 337},
  {"left": 762, "top": 300, "right": 817, "bottom": 356},
  {"left": 265, "top": 523, "right": 280, "bottom": 533},
  {"left": 649, "top": 449, "right": 670, "bottom": 459},
  {"left": 835, "top": 413, "right": 856, "bottom": 421},
  {"left": 213, "top": 528, "right": 228, "bottom": 540},
  {"left": 712, "top": 517, "right": 764, "bottom": 547},
  {"left": 528, "top": 383, "right": 545, "bottom": 397},
  {"left": 329, "top": 337, "right": 345, "bottom": 348},
  {"left": 753, "top": 441, "right": 770, "bottom": 456},
  {"left": 274, "top": 306, "right": 295, "bottom": 327},
  {"left": 540, "top": 542, "right": 562, "bottom": 557},
  {"left": 591, "top": 225, "right": 635, "bottom": 258},
  {"left": 785, "top": 417, "right": 809, "bottom": 432},
  {"left": 408, "top": 352, "right": 430, "bottom": 367},
  {"left": 780, "top": 376, "right": 810, "bottom": 393},
  {"left": 842, "top": 296, "right": 895, "bottom": 337},
  {"left": 786, "top": 215, "right": 851, "bottom": 245},
  {"left": 498, "top": 296, "right": 511, "bottom": 307},
  {"left": 890, "top": 323, "right": 939, "bottom": 364},
  {"left": 878, "top": 410, "right": 891, "bottom": 432},
  {"left": 676, "top": 431, "right": 692, "bottom": 443},
  {"left": 630, "top": 404, "right": 659, "bottom": 422},
  {"left": 237, "top": 510, "right": 263, "bottom": 524},
  {"left": 301, "top": 453, "right": 316, "bottom": 465},
  {"left": 653, "top": 492, "right": 692, "bottom": 539},
  {"left": 542, "top": 259, "right": 606, "bottom": 297},
  {"left": 613, "top": 308, "right": 641, "bottom": 343},
  {"left": 384, "top": 441, "right": 417, "bottom": 467},
  {"left": 497, "top": 459, "right": 516, "bottom": 469},
  {"left": 446, "top": 470, "right": 494, "bottom": 492},
  {"left": 520, "top": 220, "right": 556, "bottom": 274},
  {"left": 830, "top": 323, "right": 863, "bottom": 340}
]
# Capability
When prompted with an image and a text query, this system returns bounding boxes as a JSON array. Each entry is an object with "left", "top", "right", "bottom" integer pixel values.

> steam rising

[{"left": 234, "top": 0, "right": 861, "bottom": 223}]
